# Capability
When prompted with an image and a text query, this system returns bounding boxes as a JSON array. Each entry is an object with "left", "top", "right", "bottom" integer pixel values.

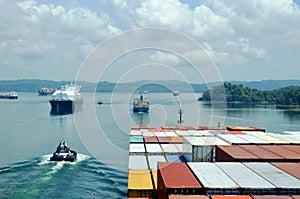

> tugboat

[
  {"left": 97, "top": 100, "right": 103, "bottom": 105},
  {"left": 50, "top": 141, "right": 77, "bottom": 162},
  {"left": 49, "top": 83, "right": 83, "bottom": 115},
  {"left": 133, "top": 94, "right": 149, "bottom": 112}
]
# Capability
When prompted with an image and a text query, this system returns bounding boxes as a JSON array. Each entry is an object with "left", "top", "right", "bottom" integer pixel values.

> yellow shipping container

[
  {"left": 252, "top": 133, "right": 289, "bottom": 144},
  {"left": 128, "top": 170, "right": 154, "bottom": 198},
  {"left": 151, "top": 169, "right": 158, "bottom": 190}
]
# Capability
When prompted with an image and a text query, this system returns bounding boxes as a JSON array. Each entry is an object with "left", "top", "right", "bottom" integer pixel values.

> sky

[{"left": 0, "top": 0, "right": 300, "bottom": 83}]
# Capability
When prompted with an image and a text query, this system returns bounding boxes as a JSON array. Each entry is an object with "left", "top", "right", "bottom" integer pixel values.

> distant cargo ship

[
  {"left": 133, "top": 94, "right": 149, "bottom": 112},
  {"left": 49, "top": 83, "right": 83, "bottom": 114},
  {"left": 38, "top": 88, "right": 56, "bottom": 96},
  {"left": 0, "top": 91, "right": 18, "bottom": 99}
]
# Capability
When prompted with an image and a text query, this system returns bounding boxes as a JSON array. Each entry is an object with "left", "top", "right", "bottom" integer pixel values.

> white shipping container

[
  {"left": 250, "top": 133, "right": 289, "bottom": 144},
  {"left": 129, "top": 144, "right": 145, "bottom": 153},
  {"left": 183, "top": 137, "right": 228, "bottom": 162},
  {"left": 196, "top": 130, "right": 214, "bottom": 136},
  {"left": 164, "top": 131, "right": 177, "bottom": 136},
  {"left": 147, "top": 155, "right": 166, "bottom": 170},
  {"left": 130, "top": 130, "right": 142, "bottom": 136},
  {"left": 202, "top": 136, "right": 230, "bottom": 145},
  {"left": 217, "top": 134, "right": 250, "bottom": 145},
  {"left": 216, "top": 162, "right": 276, "bottom": 189},
  {"left": 142, "top": 131, "right": 154, "bottom": 137},
  {"left": 265, "top": 133, "right": 300, "bottom": 144},
  {"left": 145, "top": 143, "right": 163, "bottom": 154},
  {"left": 175, "top": 130, "right": 190, "bottom": 136},
  {"left": 175, "top": 144, "right": 183, "bottom": 153},
  {"left": 284, "top": 131, "right": 300, "bottom": 135},
  {"left": 160, "top": 144, "right": 180, "bottom": 154},
  {"left": 188, "top": 162, "right": 239, "bottom": 189},
  {"left": 128, "top": 155, "right": 148, "bottom": 170},
  {"left": 236, "top": 134, "right": 270, "bottom": 144},
  {"left": 242, "top": 131, "right": 265, "bottom": 135},
  {"left": 154, "top": 132, "right": 167, "bottom": 137},
  {"left": 243, "top": 162, "right": 300, "bottom": 189}
]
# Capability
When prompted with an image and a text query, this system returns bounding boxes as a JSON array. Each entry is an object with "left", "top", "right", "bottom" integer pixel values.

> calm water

[{"left": 0, "top": 92, "right": 300, "bottom": 198}]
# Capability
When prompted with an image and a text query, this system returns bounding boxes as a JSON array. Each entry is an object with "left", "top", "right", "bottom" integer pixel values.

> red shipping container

[
  {"left": 228, "top": 131, "right": 246, "bottom": 135},
  {"left": 281, "top": 145, "right": 300, "bottom": 155},
  {"left": 260, "top": 145, "right": 300, "bottom": 160},
  {"left": 239, "top": 145, "right": 284, "bottom": 160},
  {"left": 157, "top": 162, "right": 203, "bottom": 199},
  {"left": 271, "top": 162, "right": 300, "bottom": 180},
  {"left": 157, "top": 137, "right": 171, "bottom": 143},
  {"left": 144, "top": 136, "right": 159, "bottom": 143},
  {"left": 216, "top": 145, "right": 260, "bottom": 162}
]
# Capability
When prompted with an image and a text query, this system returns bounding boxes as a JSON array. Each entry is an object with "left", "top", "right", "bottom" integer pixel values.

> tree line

[{"left": 200, "top": 82, "right": 300, "bottom": 107}]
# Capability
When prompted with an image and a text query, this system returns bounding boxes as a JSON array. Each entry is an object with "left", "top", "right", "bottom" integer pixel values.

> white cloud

[
  {"left": 149, "top": 51, "right": 181, "bottom": 64},
  {"left": 1, "top": 0, "right": 300, "bottom": 81},
  {"left": 0, "top": 0, "right": 122, "bottom": 80},
  {"left": 134, "top": 0, "right": 233, "bottom": 39}
]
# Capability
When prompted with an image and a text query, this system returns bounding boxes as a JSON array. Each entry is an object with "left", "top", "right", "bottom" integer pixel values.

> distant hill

[
  {"left": 231, "top": 80, "right": 300, "bottom": 90},
  {"left": 0, "top": 79, "right": 208, "bottom": 93},
  {"left": 0, "top": 79, "right": 299, "bottom": 93}
]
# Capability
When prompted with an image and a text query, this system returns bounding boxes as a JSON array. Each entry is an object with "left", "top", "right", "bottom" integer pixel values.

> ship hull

[
  {"left": 38, "top": 91, "right": 55, "bottom": 96},
  {"left": 49, "top": 100, "right": 82, "bottom": 115},
  {"left": 133, "top": 106, "right": 149, "bottom": 113},
  {"left": 0, "top": 95, "right": 18, "bottom": 99},
  {"left": 50, "top": 152, "right": 77, "bottom": 162}
]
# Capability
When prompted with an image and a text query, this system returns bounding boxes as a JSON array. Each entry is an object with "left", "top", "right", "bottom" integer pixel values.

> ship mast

[{"left": 178, "top": 109, "right": 184, "bottom": 125}]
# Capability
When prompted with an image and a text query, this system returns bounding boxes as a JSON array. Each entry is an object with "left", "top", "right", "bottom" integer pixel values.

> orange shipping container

[{"left": 169, "top": 136, "right": 183, "bottom": 143}]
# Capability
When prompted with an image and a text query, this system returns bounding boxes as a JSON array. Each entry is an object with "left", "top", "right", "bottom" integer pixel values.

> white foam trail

[
  {"left": 46, "top": 154, "right": 90, "bottom": 175},
  {"left": 39, "top": 153, "right": 89, "bottom": 165},
  {"left": 47, "top": 161, "right": 64, "bottom": 175},
  {"left": 38, "top": 154, "right": 53, "bottom": 165},
  {"left": 76, "top": 154, "right": 90, "bottom": 162}
]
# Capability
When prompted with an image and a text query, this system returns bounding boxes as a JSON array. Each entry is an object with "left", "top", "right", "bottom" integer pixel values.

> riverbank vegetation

[{"left": 200, "top": 82, "right": 300, "bottom": 108}]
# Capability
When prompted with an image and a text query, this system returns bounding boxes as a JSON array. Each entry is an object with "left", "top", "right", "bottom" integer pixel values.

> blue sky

[{"left": 0, "top": 0, "right": 300, "bottom": 83}]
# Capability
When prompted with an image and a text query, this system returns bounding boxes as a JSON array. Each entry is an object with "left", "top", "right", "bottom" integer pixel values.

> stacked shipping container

[{"left": 128, "top": 126, "right": 300, "bottom": 198}]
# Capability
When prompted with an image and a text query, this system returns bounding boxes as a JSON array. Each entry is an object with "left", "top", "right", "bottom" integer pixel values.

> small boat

[
  {"left": 97, "top": 100, "right": 103, "bottom": 105},
  {"left": 49, "top": 83, "right": 83, "bottom": 115},
  {"left": 173, "top": 90, "right": 180, "bottom": 96},
  {"left": 133, "top": 94, "right": 149, "bottom": 112},
  {"left": 38, "top": 88, "right": 56, "bottom": 96},
  {"left": 0, "top": 91, "right": 18, "bottom": 99},
  {"left": 50, "top": 141, "right": 77, "bottom": 162}
]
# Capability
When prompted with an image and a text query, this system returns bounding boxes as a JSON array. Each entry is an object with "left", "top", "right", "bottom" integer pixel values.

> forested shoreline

[{"left": 200, "top": 82, "right": 300, "bottom": 108}]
